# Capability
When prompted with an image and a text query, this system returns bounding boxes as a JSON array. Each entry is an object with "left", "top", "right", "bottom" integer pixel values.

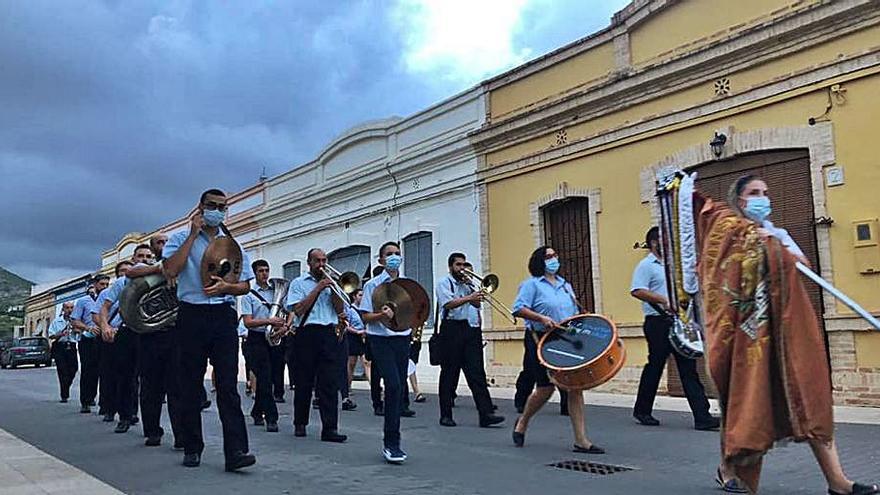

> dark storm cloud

[{"left": 0, "top": 0, "right": 626, "bottom": 284}]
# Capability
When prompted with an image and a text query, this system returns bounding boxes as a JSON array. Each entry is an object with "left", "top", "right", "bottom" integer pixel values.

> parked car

[{"left": 0, "top": 337, "right": 52, "bottom": 369}]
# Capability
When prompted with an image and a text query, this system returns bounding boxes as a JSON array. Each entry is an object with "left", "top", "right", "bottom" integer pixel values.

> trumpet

[
  {"left": 319, "top": 264, "right": 362, "bottom": 339},
  {"left": 461, "top": 268, "right": 517, "bottom": 325}
]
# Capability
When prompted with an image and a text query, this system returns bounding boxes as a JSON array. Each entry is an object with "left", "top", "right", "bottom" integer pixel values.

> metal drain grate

[{"left": 547, "top": 460, "right": 636, "bottom": 476}]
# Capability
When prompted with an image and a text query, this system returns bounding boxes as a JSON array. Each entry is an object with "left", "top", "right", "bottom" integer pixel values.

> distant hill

[{"left": 0, "top": 266, "right": 34, "bottom": 334}]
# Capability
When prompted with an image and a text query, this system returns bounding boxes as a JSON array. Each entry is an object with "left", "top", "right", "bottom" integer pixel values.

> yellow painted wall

[
  {"left": 490, "top": 42, "right": 614, "bottom": 121},
  {"left": 487, "top": 26, "right": 880, "bottom": 169},
  {"left": 629, "top": 0, "right": 808, "bottom": 66},
  {"left": 485, "top": 73, "right": 880, "bottom": 330},
  {"left": 855, "top": 332, "right": 880, "bottom": 368}
]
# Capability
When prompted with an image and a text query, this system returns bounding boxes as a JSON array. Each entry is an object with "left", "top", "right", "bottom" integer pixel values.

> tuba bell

[
  {"left": 119, "top": 272, "right": 178, "bottom": 334},
  {"left": 265, "top": 277, "right": 292, "bottom": 346}
]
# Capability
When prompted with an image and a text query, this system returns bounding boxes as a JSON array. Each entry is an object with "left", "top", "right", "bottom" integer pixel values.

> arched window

[
  {"left": 283, "top": 261, "right": 302, "bottom": 281},
  {"left": 403, "top": 231, "right": 434, "bottom": 327},
  {"left": 327, "top": 246, "right": 372, "bottom": 283}
]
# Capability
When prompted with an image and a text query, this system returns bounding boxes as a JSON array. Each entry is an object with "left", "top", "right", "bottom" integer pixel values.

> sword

[{"left": 796, "top": 262, "right": 880, "bottom": 331}]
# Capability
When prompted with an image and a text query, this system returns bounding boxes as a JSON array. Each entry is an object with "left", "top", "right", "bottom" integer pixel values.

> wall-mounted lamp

[
  {"left": 710, "top": 132, "right": 728, "bottom": 158},
  {"left": 815, "top": 216, "right": 835, "bottom": 226}
]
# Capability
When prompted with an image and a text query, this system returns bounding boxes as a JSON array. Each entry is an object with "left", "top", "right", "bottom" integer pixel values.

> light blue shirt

[
  {"left": 241, "top": 284, "right": 275, "bottom": 333},
  {"left": 286, "top": 272, "right": 339, "bottom": 327},
  {"left": 466, "top": 304, "right": 482, "bottom": 328},
  {"left": 95, "top": 277, "right": 125, "bottom": 327},
  {"left": 630, "top": 253, "right": 668, "bottom": 317},
  {"left": 162, "top": 229, "right": 254, "bottom": 305},
  {"left": 435, "top": 274, "right": 474, "bottom": 321},
  {"left": 360, "top": 270, "right": 412, "bottom": 337},
  {"left": 48, "top": 315, "right": 78, "bottom": 343},
  {"left": 345, "top": 305, "right": 365, "bottom": 332},
  {"left": 71, "top": 295, "right": 98, "bottom": 338},
  {"left": 512, "top": 275, "right": 578, "bottom": 333}
]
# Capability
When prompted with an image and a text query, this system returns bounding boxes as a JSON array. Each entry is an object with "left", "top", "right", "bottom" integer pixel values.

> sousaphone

[
  {"left": 371, "top": 278, "right": 430, "bottom": 332},
  {"left": 120, "top": 272, "right": 178, "bottom": 334}
]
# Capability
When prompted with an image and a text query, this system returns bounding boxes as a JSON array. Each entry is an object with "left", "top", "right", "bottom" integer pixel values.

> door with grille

[
  {"left": 542, "top": 197, "right": 595, "bottom": 312},
  {"left": 666, "top": 149, "right": 824, "bottom": 398}
]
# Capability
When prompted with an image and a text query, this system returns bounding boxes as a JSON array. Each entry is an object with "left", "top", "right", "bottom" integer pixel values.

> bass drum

[{"left": 537, "top": 314, "right": 626, "bottom": 391}]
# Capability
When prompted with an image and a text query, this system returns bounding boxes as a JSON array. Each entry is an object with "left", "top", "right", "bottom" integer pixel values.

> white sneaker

[{"left": 382, "top": 446, "right": 407, "bottom": 464}]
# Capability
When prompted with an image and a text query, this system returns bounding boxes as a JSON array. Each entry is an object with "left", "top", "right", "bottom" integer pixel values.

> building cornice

[{"left": 472, "top": 0, "right": 879, "bottom": 155}]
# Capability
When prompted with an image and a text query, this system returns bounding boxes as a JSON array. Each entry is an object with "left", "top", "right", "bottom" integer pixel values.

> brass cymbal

[
  {"left": 371, "top": 278, "right": 430, "bottom": 332},
  {"left": 200, "top": 236, "right": 243, "bottom": 288}
]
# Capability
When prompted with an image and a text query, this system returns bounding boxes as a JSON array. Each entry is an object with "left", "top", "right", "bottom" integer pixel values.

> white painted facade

[{"left": 251, "top": 87, "right": 487, "bottom": 384}]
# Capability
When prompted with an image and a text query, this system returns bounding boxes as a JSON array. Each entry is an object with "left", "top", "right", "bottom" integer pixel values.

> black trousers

[
  {"left": 367, "top": 336, "right": 410, "bottom": 411},
  {"left": 177, "top": 303, "right": 249, "bottom": 460},
  {"left": 270, "top": 342, "right": 286, "bottom": 399},
  {"left": 53, "top": 342, "right": 78, "bottom": 401},
  {"left": 368, "top": 335, "right": 410, "bottom": 448},
  {"left": 290, "top": 324, "right": 340, "bottom": 431},
  {"left": 247, "top": 331, "right": 278, "bottom": 423},
  {"left": 113, "top": 327, "right": 140, "bottom": 421},
  {"left": 634, "top": 315, "right": 712, "bottom": 422},
  {"left": 139, "top": 330, "right": 182, "bottom": 440},
  {"left": 98, "top": 338, "right": 117, "bottom": 416},
  {"left": 514, "top": 335, "right": 568, "bottom": 414},
  {"left": 78, "top": 337, "right": 100, "bottom": 408},
  {"left": 438, "top": 320, "right": 493, "bottom": 419}
]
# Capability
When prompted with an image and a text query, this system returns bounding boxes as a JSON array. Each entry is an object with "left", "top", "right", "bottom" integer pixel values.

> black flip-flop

[
  {"left": 829, "top": 483, "right": 880, "bottom": 495},
  {"left": 572, "top": 444, "right": 605, "bottom": 454},
  {"left": 512, "top": 417, "right": 524, "bottom": 447},
  {"left": 716, "top": 467, "right": 749, "bottom": 494}
]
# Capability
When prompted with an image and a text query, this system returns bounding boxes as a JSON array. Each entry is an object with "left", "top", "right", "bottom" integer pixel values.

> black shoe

[
  {"left": 274, "top": 396, "right": 285, "bottom": 403},
  {"left": 633, "top": 413, "right": 660, "bottom": 426},
  {"left": 695, "top": 416, "right": 721, "bottom": 431},
  {"left": 102, "top": 414, "right": 115, "bottom": 422},
  {"left": 253, "top": 416, "right": 265, "bottom": 426},
  {"left": 225, "top": 452, "right": 256, "bottom": 472},
  {"left": 342, "top": 399, "right": 357, "bottom": 411},
  {"left": 321, "top": 431, "right": 347, "bottom": 443},
  {"left": 559, "top": 408, "right": 569, "bottom": 417},
  {"left": 374, "top": 405, "right": 384, "bottom": 416},
  {"left": 828, "top": 483, "right": 880, "bottom": 495},
  {"left": 573, "top": 443, "right": 605, "bottom": 454},
  {"left": 515, "top": 405, "right": 524, "bottom": 414},
  {"left": 80, "top": 406, "right": 91, "bottom": 414},
  {"left": 114, "top": 421, "right": 130, "bottom": 433},
  {"left": 312, "top": 398, "right": 320, "bottom": 409},
  {"left": 201, "top": 400, "right": 211, "bottom": 410},
  {"left": 401, "top": 408, "right": 416, "bottom": 418},
  {"left": 413, "top": 393, "right": 427, "bottom": 403},
  {"left": 182, "top": 453, "right": 201, "bottom": 468},
  {"left": 512, "top": 417, "right": 525, "bottom": 447},
  {"left": 60, "top": 398, "right": 68, "bottom": 403},
  {"left": 173, "top": 440, "right": 184, "bottom": 451},
  {"left": 439, "top": 417, "right": 457, "bottom": 427},
  {"left": 294, "top": 425, "right": 306, "bottom": 437},
  {"left": 266, "top": 422, "right": 279, "bottom": 433},
  {"left": 480, "top": 414, "right": 505, "bottom": 428},
  {"left": 145, "top": 436, "right": 162, "bottom": 447},
  {"left": 491, "top": 404, "right": 498, "bottom": 411},
  {"left": 130, "top": 415, "right": 139, "bottom": 425}
]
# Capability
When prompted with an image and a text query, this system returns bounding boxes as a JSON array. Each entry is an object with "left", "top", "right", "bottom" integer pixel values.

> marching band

[{"left": 38, "top": 183, "right": 878, "bottom": 495}]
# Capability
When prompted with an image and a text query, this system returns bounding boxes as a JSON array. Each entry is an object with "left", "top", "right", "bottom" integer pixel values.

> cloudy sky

[{"left": 0, "top": 0, "right": 628, "bottom": 285}]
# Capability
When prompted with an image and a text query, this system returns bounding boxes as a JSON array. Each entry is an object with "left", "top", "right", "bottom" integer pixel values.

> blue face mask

[
  {"left": 203, "top": 209, "right": 225, "bottom": 227},
  {"left": 545, "top": 257, "right": 560, "bottom": 275},
  {"left": 385, "top": 254, "right": 402, "bottom": 271},
  {"left": 744, "top": 196, "right": 772, "bottom": 222}
]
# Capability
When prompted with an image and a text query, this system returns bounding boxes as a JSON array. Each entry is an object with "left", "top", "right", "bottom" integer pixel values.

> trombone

[
  {"left": 319, "top": 263, "right": 361, "bottom": 305},
  {"left": 461, "top": 268, "right": 517, "bottom": 324}
]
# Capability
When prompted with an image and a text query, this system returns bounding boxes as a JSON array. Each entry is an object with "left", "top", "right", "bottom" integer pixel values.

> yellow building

[{"left": 472, "top": 0, "right": 880, "bottom": 406}]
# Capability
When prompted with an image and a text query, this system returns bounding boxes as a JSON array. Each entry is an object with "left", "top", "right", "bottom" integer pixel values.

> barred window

[
  {"left": 403, "top": 231, "right": 434, "bottom": 327},
  {"left": 282, "top": 261, "right": 301, "bottom": 281}
]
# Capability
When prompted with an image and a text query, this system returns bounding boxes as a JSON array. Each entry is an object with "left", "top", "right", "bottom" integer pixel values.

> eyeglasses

[{"left": 202, "top": 202, "right": 227, "bottom": 212}]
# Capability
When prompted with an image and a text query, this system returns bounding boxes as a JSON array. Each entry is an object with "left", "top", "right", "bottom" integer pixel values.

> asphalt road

[{"left": 0, "top": 366, "right": 877, "bottom": 494}]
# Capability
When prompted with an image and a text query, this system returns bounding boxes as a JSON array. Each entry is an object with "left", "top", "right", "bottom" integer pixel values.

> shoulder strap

[
  {"left": 562, "top": 282, "right": 585, "bottom": 313},
  {"left": 249, "top": 289, "right": 272, "bottom": 309}
]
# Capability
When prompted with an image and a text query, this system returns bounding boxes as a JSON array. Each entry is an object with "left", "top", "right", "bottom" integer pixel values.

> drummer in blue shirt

[
  {"left": 511, "top": 246, "right": 604, "bottom": 455},
  {"left": 162, "top": 189, "right": 256, "bottom": 472}
]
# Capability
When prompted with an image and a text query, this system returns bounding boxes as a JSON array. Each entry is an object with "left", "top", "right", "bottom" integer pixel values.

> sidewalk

[{"left": 0, "top": 427, "right": 122, "bottom": 495}]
